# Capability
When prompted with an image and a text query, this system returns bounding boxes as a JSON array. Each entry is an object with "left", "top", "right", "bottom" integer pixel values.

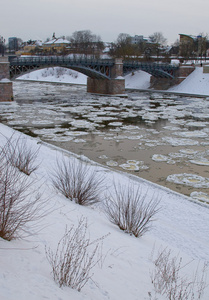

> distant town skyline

[{"left": 1, "top": 0, "right": 209, "bottom": 45}]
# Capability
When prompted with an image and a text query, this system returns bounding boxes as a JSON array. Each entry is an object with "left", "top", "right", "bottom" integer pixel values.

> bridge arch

[{"left": 9, "top": 56, "right": 114, "bottom": 80}]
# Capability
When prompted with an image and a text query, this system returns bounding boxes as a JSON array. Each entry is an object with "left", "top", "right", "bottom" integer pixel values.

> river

[{"left": 1, "top": 80, "right": 209, "bottom": 202}]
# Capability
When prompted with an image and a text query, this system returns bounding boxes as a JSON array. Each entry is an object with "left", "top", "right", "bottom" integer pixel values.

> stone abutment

[{"left": 0, "top": 57, "right": 13, "bottom": 102}]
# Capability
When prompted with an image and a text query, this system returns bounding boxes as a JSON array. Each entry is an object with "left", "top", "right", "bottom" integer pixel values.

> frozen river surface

[{"left": 1, "top": 81, "right": 209, "bottom": 202}]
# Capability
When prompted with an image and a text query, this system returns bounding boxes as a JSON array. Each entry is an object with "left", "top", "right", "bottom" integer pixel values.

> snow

[
  {"left": 169, "top": 66, "right": 209, "bottom": 96},
  {"left": 1, "top": 64, "right": 209, "bottom": 299},
  {"left": 1, "top": 122, "right": 209, "bottom": 300}
]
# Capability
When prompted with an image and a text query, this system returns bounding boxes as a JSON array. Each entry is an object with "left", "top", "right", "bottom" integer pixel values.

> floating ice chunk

[
  {"left": 106, "top": 160, "right": 118, "bottom": 167},
  {"left": 127, "top": 135, "right": 143, "bottom": 140},
  {"left": 166, "top": 160, "right": 176, "bottom": 165},
  {"left": 98, "top": 155, "right": 109, "bottom": 160},
  {"left": 119, "top": 163, "right": 140, "bottom": 171},
  {"left": 174, "top": 130, "right": 208, "bottom": 138},
  {"left": 93, "top": 116, "right": 117, "bottom": 123},
  {"left": 70, "top": 120, "right": 94, "bottom": 129},
  {"left": 73, "top": 139, "right": 86, "bottom": 143},
  {"left": 201, "top": 141, "right": 209, "bottom": 146},
  {"left": 170, "top": 120, "right": 186, "bottom": 125},
  {"left": 190, "top": 191, "right": 209, "bottom": 203},
  {"left": 179, "top": 149, "right": 198, "bottom": 155},
  {"left": 108, "top": 122, "right": 123, "bottom": 127},
  {"left": 51, "top": 136, "right": 74, "bottom": 142},
  {"left": 189, "top": 159, "right": 209, "bottom": 166},
  {"left": 119, "top": 160, "right": 148, "bottom": 171},
  {"left": 127, "top": 160, "right": 140, "bottom": 165},
  {"left": 162, "top": 137, "right": 199, "bottom": 146},
  {"left": 33, "top": 128, "right": 66, "bottom": 135},
  {"left": 31, "top": 120, "right": 54, "bottom": 125},
  {"left": 113, "top": 135, "right": 128, "bottom": 140},
  {"left": 168, "top": 152, "right": 188, "bottom": 159},
  {"left": 65, "top": 131, "right": 88, "bottom": 136},
  {"left": 142, "top": 113, "right": 158, "bottom": 121},
  {"left": 121, "top": 125, "right": 140, "bottom": 131},
  {"left": 166, "top": 173, "right": 209, "bottom": 188},
  {"left": 8, "top": 120, "right": 28, "bottom": 125},
  {"left": 163, "top": 126, "right": 180, "bottom": 131},
  {"left": 185, "top": 121, "right": 207, "bottom": 128},
  {"left": 152, "top": 154, "right": 168, "bottom": 162}
]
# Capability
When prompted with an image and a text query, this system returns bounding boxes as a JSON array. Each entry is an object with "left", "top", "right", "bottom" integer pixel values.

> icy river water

[{"left": 1, "top": 80, "right": 209, "bottom": 202}]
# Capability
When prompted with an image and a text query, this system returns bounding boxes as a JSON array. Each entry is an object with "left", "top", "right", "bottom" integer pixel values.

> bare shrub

[
  {"left": 103, "top": 183, "right": 160, "bottom": 237},
  {"left": 0, "top": 160, "right": 44, "bottom": 240},
  {"left": 150, "top": 247, "right": 208, "bottom": 300},
  {"left": 51, "top": 157, "right": 103, "bottom": 206},
  {"left": 2, "top": 133, "right": 40, "bottom": 175},
  {"left": 46, "top": 217, "right": 105, "bottom": 291}
]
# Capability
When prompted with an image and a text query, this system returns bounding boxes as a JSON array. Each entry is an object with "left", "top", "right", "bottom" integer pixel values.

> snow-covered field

[{"left": 1, "top": 66, "right": 209, "bottom": 300}]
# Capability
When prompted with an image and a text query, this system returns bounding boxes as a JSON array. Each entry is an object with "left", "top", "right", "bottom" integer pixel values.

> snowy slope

[
  {"left": 169, "top": 67, "right": 209, "bottom": 96},
  {"left": 0, "top": 123, "right": 209, "bottom": 300}
]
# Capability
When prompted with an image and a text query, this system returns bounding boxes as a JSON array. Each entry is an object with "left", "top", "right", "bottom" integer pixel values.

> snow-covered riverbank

[{"left": 0, "top": 122, "right": 209, "bottom": 300}]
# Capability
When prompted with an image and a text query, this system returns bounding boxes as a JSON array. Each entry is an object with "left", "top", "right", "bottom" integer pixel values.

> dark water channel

[{"left": 1, "top": 80, "right": 209, "bottom": 202}]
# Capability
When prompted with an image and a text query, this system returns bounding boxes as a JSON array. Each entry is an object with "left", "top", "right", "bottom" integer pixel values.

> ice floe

[
  {"left": 190, "top": 191, "right": 209, "bottom": 203},
  {"left": 162, "top": 137, "right": 199, "bottom": 146},
  {"left": 174, "top": 130, "right": 208, "bottom": 138},
  {"left": 106, "top": 160, "right": 118, "bottom": 167},
  {"left": 167, "top": 173, "right": 209, "bottom": 188},
  {"left": 189, "top": 159, "right": 209, "bottom": 166},
  {"left": 152, "top": 154, "right": 169, "bottom": 162}
]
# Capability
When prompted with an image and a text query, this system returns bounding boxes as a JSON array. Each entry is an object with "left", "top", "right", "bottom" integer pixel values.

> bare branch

[
  {"left": 46, "top": 217, "right": 107, "bottom": 291},
  {"left": 103, "top": 182, "right": 161, "bottom": 237},
  {"left": 51, "top": 157, "right": 103, "bottom": 206}
]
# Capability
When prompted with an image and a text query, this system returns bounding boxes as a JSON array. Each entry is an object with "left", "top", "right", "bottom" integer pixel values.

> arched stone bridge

[{"left": 8, "top": 56, "right": 179, "bottom": 95}]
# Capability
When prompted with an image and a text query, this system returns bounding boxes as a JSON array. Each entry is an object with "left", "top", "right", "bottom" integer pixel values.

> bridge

[
  {"left": 0, "top": 56, "right": 180, "bottom": 101},
  {"left": 8, "top": 56, "right": 179, "bottom": 80}
]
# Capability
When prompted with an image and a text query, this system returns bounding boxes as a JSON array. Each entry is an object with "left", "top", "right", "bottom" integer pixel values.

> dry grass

[
  {"left": 46, "top": 217, "right": 106, "bottom": 291},
  {"left": 150, "top": 247, "right": 208, "bottom": 300},
  {"left": 0, "top": 134, "right": 45, "bottom": 240},
  {"left": 51, "top": 157, "right": 103, "bottom": 206},
  {"left": 104, "top": 182, "right": 160, "bottom": 237},
  {"left": 3, "top": 134, "right": 40, "bottom": 175}
]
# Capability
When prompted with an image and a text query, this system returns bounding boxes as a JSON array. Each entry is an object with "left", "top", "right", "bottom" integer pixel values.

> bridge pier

[
  {"left": 87, "top": 58, "right": 125, "bottom": 95},
  {"left": 0, "top": 57, "right": 13, "bottom": 102}
]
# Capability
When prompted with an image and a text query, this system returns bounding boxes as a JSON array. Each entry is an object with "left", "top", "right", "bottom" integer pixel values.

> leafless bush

[
  {"left": 103, "top": 183, "right": 160, "bottom": 237},
  {"left": 0, "top": 159, "right": 44, "bottom": 240},
  {"left": 46, "top": 217, "right": 105, "bottom": 291},
  {"left": 51, "top": 157, "right": 103, "bottom": 206},
  {"left": 150, "top": 247, "right": 208, "bottom": 300},
  {"left": 2, "top": 134, "right": 40, "bottom": 175}
]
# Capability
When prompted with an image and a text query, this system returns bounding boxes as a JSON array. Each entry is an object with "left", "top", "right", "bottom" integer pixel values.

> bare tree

[
  {"left": 70, "top": 30, "right": 104, "bottom": 57},
  {"left": 46, "top": 217, "right": 106, "bottom": 291},
  {"left": 51, "top": 157, "right": 103, "bottom": 206},
  {"left": 103, "top": 183, "right": 160, "bottom": 237},
  {"left": 150, "top": 247, "right": 208, "bottom": 300}
]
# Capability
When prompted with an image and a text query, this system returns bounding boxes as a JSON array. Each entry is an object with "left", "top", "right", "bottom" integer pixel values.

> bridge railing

[{"left": 9, "top": 56, "right": 115, "bottom": 67}]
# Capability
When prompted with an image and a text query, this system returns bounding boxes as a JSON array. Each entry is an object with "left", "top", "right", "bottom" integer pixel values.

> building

[
  {"left": 131, "top": 35, "right": 147, "bottom": 45},
  {"left": 43, "top": 37, "right": 70, "bottom": 54},
  {"left": 8, "top": 37, "right": 18, "bottom": 52}
]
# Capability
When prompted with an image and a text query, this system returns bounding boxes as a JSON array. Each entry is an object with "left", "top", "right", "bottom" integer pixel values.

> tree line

[{"left": 2, "top": 30, "right": 209, "bottom": 61}]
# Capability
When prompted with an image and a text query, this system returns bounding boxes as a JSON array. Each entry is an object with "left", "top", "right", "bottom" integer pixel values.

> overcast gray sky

[{"left": 1, "top": 0, "right": 209, "bottom": 44}]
